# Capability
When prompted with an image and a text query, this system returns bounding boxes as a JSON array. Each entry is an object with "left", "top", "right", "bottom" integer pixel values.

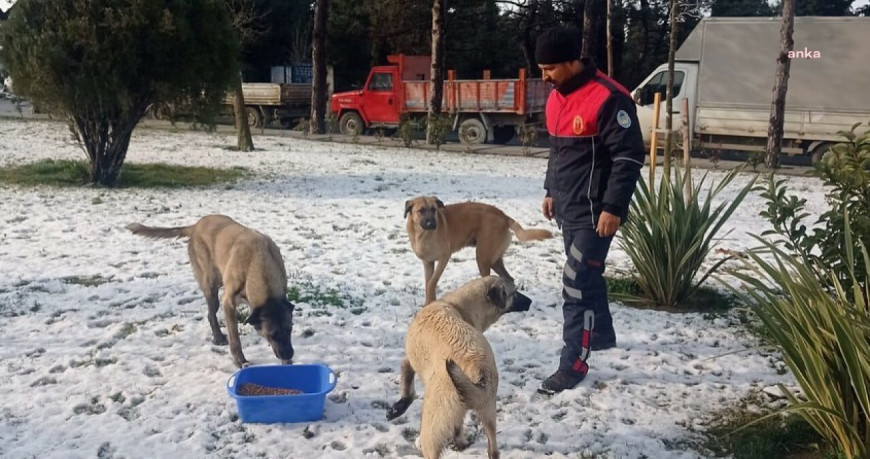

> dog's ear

[
  {"left": 245, "top": 308, "right": 262, "bottom": 326},
  {"left": 435, "top": 198, "right": 445, "bottom": 208},
  {"left": 486, "top": 283, "right": 507, "bottom": 309},
  {"left": 404, "top": 200, "right": 413, "bottom": 218}
]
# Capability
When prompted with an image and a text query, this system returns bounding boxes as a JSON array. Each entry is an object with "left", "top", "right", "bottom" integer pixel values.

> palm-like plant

[
  {"left": 617, "top": 166, "right": 756, "bottom": 308},
  {"left": 727, "top": 215, "right": 870, "bottom": 459}
]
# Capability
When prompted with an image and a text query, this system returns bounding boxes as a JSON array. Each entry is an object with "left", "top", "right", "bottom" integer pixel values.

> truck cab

[
  {"left": 330, "top": 55, "right": 429, "bottom": 136},
  {"left": 631, "top": 62, "right": 698, "bottom": 146}
]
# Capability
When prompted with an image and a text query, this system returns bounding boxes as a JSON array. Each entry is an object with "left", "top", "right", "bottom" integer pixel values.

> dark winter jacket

[{"left": 544, "top": 59, "right": 646, "bottom": 230}]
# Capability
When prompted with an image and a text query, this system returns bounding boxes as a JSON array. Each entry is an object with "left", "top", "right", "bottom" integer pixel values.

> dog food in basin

[
  {"left": 238, "top": 383, "right": 303, "bottom": 396},
  {"left": 227, "top": 364, "right": 337, "bottom": 423}
]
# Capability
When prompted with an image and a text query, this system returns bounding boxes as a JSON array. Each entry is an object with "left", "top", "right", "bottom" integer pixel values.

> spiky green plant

[
  {"left": 617, "top": 166, "right": 756, "bottom": 308},
  {"left": 726, "top": 214, "right": 870, "bottom": 459}
]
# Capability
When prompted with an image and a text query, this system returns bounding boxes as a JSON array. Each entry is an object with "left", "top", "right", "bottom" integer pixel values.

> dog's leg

[
  {"left": 422, "top": 261, "right": 435, "bottom": 305},
  {"left": 491, "top": 258, "right": 516, "bottom": 294},
  {"left": 386, "top": 358, "right": 416, "bottom": 420},
  {"left": 419, "top": 394, "right": 464, "bottom": 459},
  {"left": 425, "top": 257, "right": 450, "bottom": 305},
  {"left": 206, "top": 290, "right": 227, "bottom": 345},
  {"left": 475, "top": 246, "right": 494, "bottom": 277},
  {"left": 221, "top": 286, "right": 248, "bottom": 368},
  {"left": 477, "top": 401, "right": 500, "bottom": 459},
  {"left": 189, "top": 242, "right": 227, "bottom": 345}
]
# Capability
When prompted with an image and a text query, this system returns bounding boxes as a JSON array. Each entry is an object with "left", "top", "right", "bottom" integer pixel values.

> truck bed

[
  {"left": 401, "top": 79, "right": 549, "bottom": 115},
  {"left": 224, "top": 83, "right": 311, "bottom": 107}
]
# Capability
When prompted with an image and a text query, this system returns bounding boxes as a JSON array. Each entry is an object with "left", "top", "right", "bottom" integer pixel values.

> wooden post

[
  {"left": 681, "top": 97, "right": 691, "bottom": 200},
  {"left": 648, "top": 92, "right": 662, "bottom": 187},
  {"left": 482, "top": 70, "right": 491, "bottom": 80}
]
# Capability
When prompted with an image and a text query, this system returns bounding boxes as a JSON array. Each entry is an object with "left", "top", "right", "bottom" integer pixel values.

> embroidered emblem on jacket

[
  {"left": 572, "top": 116, "right": 584, "bottom": 135},
  {"left": 617, "top": 110, "right": 632, "bottom": 129}
]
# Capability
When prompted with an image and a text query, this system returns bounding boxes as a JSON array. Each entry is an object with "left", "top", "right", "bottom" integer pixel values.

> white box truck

[{"left": 631, "top": 16, "right": 870, "bottom": 162}]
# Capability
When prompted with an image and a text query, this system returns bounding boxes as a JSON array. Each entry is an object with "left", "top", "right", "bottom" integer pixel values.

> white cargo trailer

[{"left": 631, "top": 16, "right": 870, "bottom": 162}]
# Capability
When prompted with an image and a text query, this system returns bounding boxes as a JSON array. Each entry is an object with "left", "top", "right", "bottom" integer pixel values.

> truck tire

[
  {"left": 492, "top": 126, "right": 516, "bottom": 144},
  {"left": 810, "top": 142, "right": 832, "bottom": 165},
  {"left": 150, "top": 103, "right": 173, "bottom": 120},
  {"left": 246, "top": 107, "right": 263, "bottom": 128},
  {"left": 459, "top": 118, "right": 487, "bottom": 145},
  {"left": 339, "top": 112, "right": 365, "bottom": 136}
]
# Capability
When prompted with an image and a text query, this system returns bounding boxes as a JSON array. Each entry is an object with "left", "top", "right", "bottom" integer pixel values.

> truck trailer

[
  {"left": 329, "top": 54, "right": 549, "bottom": 145},
  {"left": 631, "top": 16, "right": 870, "bottom": 162}
]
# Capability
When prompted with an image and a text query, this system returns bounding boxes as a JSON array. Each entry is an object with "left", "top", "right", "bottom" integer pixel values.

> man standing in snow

[{"left": 536, "top": 25, "right": 646, "bottom": 395}]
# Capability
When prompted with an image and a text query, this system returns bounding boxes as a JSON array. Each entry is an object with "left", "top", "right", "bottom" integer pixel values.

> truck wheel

[
  {"left": 492, "top": 126, "right": 516, "bottom": 144},
  {"left": 245, "top": 107, "right": 263, "bottom": 128},
  {"left": 810, "top": 142, "right": 832, "bottom": 165},
  {"left": 150, "top": 103, "right": 173, "bottom": 120},
  {"left": 339, "top": 112, "right": 364, "bottom": 136},
  {"left": 459, "top": 118, "right": 487, "bottom": 145}
]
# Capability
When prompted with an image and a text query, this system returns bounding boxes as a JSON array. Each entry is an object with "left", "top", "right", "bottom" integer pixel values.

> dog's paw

[
  {"left": 386, "top": 397, "right": 412, "bottom": 421},
  {"left": 240, "top": 361, "right": 253, "bottom": 368},
  {"left": 212, "top": 334, "right": 228, "bottom": 346}
]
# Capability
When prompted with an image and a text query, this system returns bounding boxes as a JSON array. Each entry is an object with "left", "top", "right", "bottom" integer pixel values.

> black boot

[{"left": 538, "top": 369, "right": 585, "bottom": 395}]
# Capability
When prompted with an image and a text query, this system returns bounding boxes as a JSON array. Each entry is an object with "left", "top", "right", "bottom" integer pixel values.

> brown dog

[
  {"left": 404, "top": 196, "right": 553, "bottom": 305},
  {"left": 126, "top": 215, "right": 294, "bottom": 368},
  {"left": 386, "top": 276, "right": 531, "bottom": 459}
]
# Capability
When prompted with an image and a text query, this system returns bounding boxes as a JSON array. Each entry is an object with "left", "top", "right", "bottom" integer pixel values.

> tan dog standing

[
  {"left": 386, "top": 276, "right": 531, "bottom": 459},
  {"left": 126, "top": 214, "right": 294, "bottom": 368},
  {"left": 404, "top": 196, "right": 553, "bottom": 304}
]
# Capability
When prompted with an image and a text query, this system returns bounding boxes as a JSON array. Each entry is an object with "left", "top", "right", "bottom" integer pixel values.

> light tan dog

[
  {"left": 404, "top": 196, "right": 553, "bottom": 304},
  {"left": 385, "top": 276, "right": 531, "bottom": 459},
  {"left": 126, "top": 214, "right": 294, "bottom": 368}
]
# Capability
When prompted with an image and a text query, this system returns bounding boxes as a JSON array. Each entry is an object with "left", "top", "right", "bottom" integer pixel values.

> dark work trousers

[{"left": 559, "top": 227, "right": 615, "bottom": 375}]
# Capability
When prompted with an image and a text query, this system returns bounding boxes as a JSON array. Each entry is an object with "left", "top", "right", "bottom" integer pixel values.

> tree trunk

[
  {"left": 581, "top": 0, "right": 596, "bottom": 59},
  {"left": 427, "top": 0, "right": 446, "bottom": 144},
  {"left": 73, "top": 111, "right": 143, "bottom": 187},
  {"left": 310, "top": 0, "right": 330, "bottom": 135},
  {"left": 233, "top": 77, "right": 254, "bottom": 152},
  {"left": 663, "top": 0, "right": 678, "bottom": 178},
  {"left": 520, "top": 0, "right": 539, "bottom": 74},
  {"left": 606, "top": 0, "right": 613, "bottom": 75},
  {"left": 765, "top": 0, "right": 795, "bottom": 170}
]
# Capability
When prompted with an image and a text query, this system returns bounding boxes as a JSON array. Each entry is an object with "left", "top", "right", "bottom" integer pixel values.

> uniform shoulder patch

[{"left": 616, "top": 110, "right": 632, "bottom": 129}]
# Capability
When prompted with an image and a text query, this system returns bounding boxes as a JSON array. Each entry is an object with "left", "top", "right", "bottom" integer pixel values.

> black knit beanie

[{"left": 535, "top": 26, "right": 581, "bottom": 65}]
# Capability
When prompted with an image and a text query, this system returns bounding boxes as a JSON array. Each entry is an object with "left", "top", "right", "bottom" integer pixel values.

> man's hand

[
  {"left": 597, "top": 211, "right": 621, "bottom": 237},
  {"left": 541, "top": 197, "right": 554, "bottom": 221}
]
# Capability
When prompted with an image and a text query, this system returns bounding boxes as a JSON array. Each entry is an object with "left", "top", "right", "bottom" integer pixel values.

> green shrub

[
  {"left": 397, "top": 114, "right": 422, "bottom": 148},
  {"left": 0, "top": 0, "right": 239, "bottom": 186},
  {"left": 616, "top": 166, "right": 756, "bottom": 309},
  {"left": 758, "top": 123, "right": 870, "bottom": 301},
  {"left": 425, "top": 112, "right": 453, "bottom": 150},
  {"left": 727, "top": 219, "right": 870, "bottom": 459}
]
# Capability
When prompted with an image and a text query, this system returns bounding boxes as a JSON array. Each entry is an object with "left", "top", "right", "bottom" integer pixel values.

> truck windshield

[
  {"left": 640, "top": 71, "right": 684, "bottom": 105},
  {"left": 368, "top": 73, "right": 393, "bottom": 91}
]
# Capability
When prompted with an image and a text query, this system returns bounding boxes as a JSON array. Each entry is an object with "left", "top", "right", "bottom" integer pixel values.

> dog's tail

[
  {"left": 507, "top": 218, "right": 553, "bottom": 242},
  {"left": 446, "top": 359, "right": 489, "bottom": 409},
  {"left": 125, "top": 223, "right": 194, "bottom": 240}
]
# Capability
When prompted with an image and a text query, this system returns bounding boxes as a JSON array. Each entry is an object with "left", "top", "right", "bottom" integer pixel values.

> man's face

[{"left": 539, "top": 61, "right": 579, "bottom": 89}]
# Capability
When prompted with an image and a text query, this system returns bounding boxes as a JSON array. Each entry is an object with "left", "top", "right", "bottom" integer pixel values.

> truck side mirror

[{"left": 632, "top": 88, "right": 642, "bottom": 105}]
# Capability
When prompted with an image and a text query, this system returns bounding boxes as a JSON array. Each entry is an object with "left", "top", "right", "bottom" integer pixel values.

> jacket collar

[{"left": 556, "top": 58, "right": 597, "bottom": 96}]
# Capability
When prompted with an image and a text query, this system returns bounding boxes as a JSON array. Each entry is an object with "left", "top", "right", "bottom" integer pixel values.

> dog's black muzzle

[
  {"left": 421, "top": 218, "right": 437, "bottom": 230},
  {"left": 274, "top": 343, "right": 294, "bottom": 363},
  {"left": 507, "top": 291, "right": 532, "bottom": 313}
]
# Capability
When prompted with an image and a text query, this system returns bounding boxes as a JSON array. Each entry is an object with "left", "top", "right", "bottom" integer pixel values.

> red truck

[{"left": 329, "top": 55, "right": 549, "bottom": 145}]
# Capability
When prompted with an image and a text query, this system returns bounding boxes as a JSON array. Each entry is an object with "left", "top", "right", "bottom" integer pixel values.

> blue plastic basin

[{"left": 226, "top": 363, "right": 337, "bottom": 424}]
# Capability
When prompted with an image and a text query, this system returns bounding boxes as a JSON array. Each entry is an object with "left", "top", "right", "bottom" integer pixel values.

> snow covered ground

[{"left": 0, "top": 119, "right": 829, "bottom": 458}]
